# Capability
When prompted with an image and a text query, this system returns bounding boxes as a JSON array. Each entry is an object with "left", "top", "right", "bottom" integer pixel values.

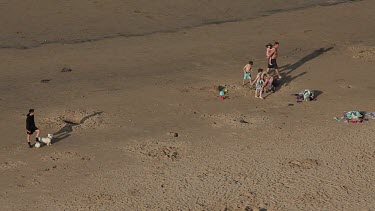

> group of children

[{"left": 242, "top": 42, "right": 280, "bottom": 99}]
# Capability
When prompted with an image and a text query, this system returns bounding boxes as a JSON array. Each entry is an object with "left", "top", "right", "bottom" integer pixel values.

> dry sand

[{"left": 1, "top": 0, "right": 375, "bottom": 210}]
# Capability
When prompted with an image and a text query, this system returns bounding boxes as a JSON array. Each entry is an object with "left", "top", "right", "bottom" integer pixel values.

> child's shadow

[{"left": 53, "top": 111, "right": 103, "bottom": 144}]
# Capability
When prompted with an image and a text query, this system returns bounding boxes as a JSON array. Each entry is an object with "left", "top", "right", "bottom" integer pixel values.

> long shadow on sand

[
  {"left": 280, "top": 47, "right": 333, "bottom": 86},
  {"left": 53, "top": 111, "right": 103, "bottom": 144}
]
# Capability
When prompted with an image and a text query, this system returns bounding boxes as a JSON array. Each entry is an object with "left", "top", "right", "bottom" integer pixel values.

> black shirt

[{"left": 26, "top": 113, "right": 37, "bottom": 131}]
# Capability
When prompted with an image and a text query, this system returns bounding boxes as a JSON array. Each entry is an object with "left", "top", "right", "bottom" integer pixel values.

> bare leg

[
  {"left": 259, "top": 89, "right": 264, "bottom": 99},
  {"left": 275, "top": 68, "right": 282, "bottom": 79},
  {"left": 255, "top": 89, "right": 258, "bottom": 98},
  {"left": 243, "top": 79, "right": 245, "bottom": 86},
  {"left": 36, "top": 129, "right": 40, "bottom": 137},
  {"left": 27, "top": 133, "right": 32, "bottom": 148}
]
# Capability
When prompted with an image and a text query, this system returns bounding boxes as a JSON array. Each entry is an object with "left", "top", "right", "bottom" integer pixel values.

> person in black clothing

[{"left": 26, "top": 109, "right": 40, "bottom": 148}]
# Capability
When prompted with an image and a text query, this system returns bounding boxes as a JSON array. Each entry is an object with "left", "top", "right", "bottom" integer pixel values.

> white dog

[{"left": 37, "top": 134, "right": 53, "bottom": 146}]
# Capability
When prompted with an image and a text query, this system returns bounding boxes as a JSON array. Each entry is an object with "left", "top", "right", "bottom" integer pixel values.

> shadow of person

[
  {"left": 53, "top": 111, "right": 103, "bottom": 144},
  {"left": 283, "top": 72, "right": 307, "bottom": 86},
  {"left": 52, "top": 133, "right": 71, "bottom": 144},
  {"left": 279, "top": 47, "right": 333, "bottom": 86},
  {"left": 53, "top": 123, "right": 75, "bottom": 144},
  {"left": 283, "top": 47, "right": 333, "bottom": 77},
  {"left": 279, "top": 64, "right": 291, "bottom": 71}
]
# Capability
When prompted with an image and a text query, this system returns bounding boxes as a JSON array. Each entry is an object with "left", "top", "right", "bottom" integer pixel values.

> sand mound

[
  {"left": 208, "top": 191, "right": 269, "bottom": 211},
  {"left": 177, "top": 85, "right": 218, "bottom": 94},
  {"left": 334, "top": 78, "right": 354, "bottom": 89},
  {"left": 202, "top": 113, "right": 269, "bottom": 129},
  {"left": 177, "top": 84, "right": 248, "bottom": 96},
  {"left": 126, "top": 140, "right": 187, "bottom": 161},
  {"left": 348, "top": 45, "right": 375, "bottom": 62},
  {"left": 82, "top": 192, "right": 117, "bottom": 207}
]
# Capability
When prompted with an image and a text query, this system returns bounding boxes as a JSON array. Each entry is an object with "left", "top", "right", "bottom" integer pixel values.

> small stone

[
  {"left": 245, "top": 207, "right": 253, "bottom": 211},
  {"left": 41, "top": 79, "right": 51, "bottom": 83},
  {"left": 167, "top": 132, "right": 178, "bottom": 137},
  {"left": 61, "top": 67, "right": 73, "bottom": 72}
]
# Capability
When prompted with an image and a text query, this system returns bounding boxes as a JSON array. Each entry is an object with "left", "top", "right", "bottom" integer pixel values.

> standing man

[
  {"left": 26, "top": 109, "right": 40, "bottom": 148},
  {"left": 267, "top": 42, "right": 282, "bottom": 79}
]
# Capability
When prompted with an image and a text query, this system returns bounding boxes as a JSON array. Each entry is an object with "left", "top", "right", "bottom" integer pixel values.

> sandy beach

[{"left": 1, "top": 0, "right": 375, "bottom": 210}]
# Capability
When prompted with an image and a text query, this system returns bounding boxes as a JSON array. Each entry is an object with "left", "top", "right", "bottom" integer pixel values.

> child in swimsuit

[
  {"left": 263, "top": 73, "right": 275, "bottom": 93},
  {"left": 251, "top": 68, "right": 265, "bottom": 99},
  {"left": 242, "top": 60, "right": 253, "bottom": 86}
]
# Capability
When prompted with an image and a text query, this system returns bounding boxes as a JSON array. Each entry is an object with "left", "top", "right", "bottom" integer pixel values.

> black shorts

[
  {"left": 27, "top": 127, "right": 38, "bottom": 135},
  {"left": 268, "top": 59, "right": 278, "bottom": 69}
]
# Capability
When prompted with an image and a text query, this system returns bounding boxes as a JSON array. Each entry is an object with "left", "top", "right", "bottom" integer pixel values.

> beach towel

[{"left": 334, "top": 111, "right": 364, "bottom": 123}]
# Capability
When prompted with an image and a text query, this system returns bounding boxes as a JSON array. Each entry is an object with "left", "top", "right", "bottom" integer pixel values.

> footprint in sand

[
  {"left": 214, "top": 204, "right": 267, "bottom": 211},
  {"left": 84, "top": 192, "right": 116, "bottom": 205},
  {"left": 41, "top": 151, "right": 92, "bottom": 162},
  {"left": 348, "top": 45, "right": 375, "bottom": 62},
  {"left": 288, "top": 159, "right": 320, "bottom": 170},
  {"left": 0, "top": 161, "right": 27, "bottom": 171},
  {"left": 61, "top": 192, "right": 118, "bottom": 210}
]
